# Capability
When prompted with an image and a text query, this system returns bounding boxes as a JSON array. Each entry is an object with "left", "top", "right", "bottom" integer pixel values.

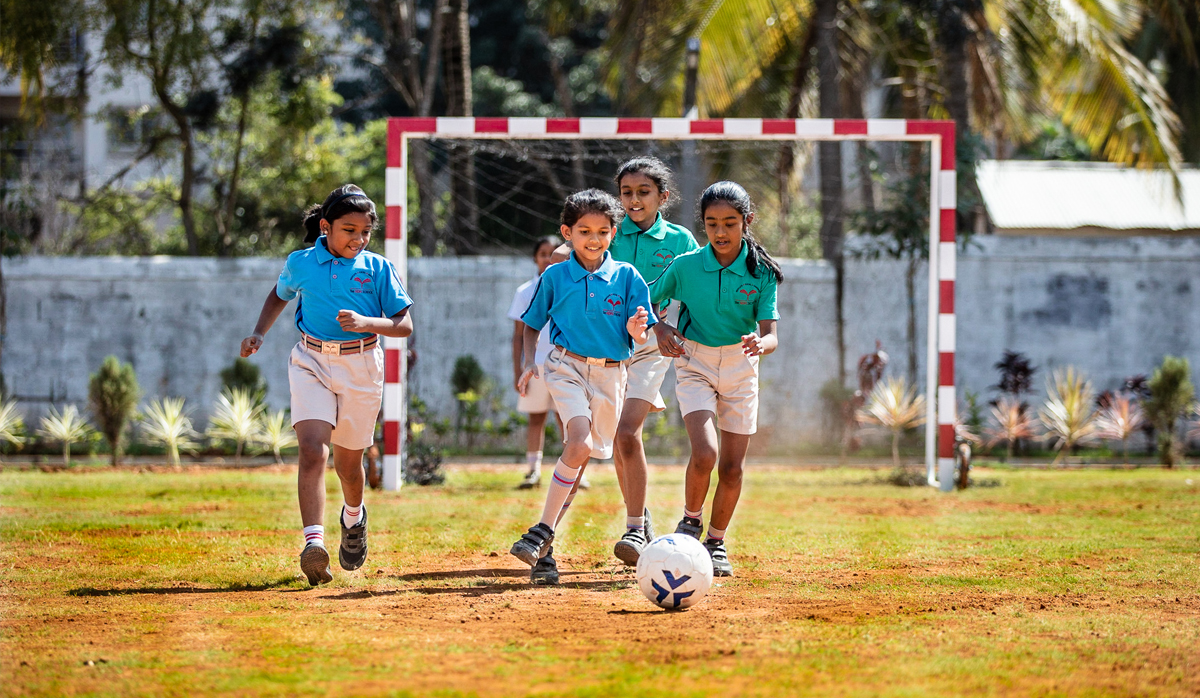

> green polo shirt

[
  {"left": 610, "top": 213, "right": 699, "bottom": 285},
  {"left": 650, "top": 241, "right": 780, "bottom": 347}
]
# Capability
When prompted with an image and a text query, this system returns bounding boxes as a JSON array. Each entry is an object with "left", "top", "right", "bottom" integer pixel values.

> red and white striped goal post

[{"left": 383, "top": 117, "right": 958, "bottom": 490}]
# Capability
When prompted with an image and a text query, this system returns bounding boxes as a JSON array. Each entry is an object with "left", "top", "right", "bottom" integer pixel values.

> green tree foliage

[
  {"left": 88, "top": 356, "right": 140, "bottom": 466},
  {"left": 1144, "top": 356, "right": 1195, "bottom": 467},
  {"left": 220, "top": 358, "right": 268, "bottom": 407}
]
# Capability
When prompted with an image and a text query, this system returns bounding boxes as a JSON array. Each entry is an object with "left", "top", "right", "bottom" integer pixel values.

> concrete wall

[{"left": 5, "top": 235, "right": 1198, "bottom": 445}]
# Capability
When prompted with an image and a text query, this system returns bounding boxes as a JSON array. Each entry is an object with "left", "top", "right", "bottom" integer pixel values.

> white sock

[
  {"left": 526, "top": 451, "right": 543, "bottom": 475},
  {"left": 707, "top": 524, "right": 727, "bottom": 541},
  {"left": 538, "top": 459, "right": 580, "bottom": 529},
  {"left": 684, "top": 508, "right": 702, "bottom": 520},
  {"left": 626, "top": 515, "right": 645, "bottom": 531},
  {"left": 342, "top": 502, "right": 363, "bottom": 528},
  {"left": 303, "top": 524, "right": 324, "bottom": 547},
  {"left": 555, "top": 488, "right": 578, "bottom": 526}
]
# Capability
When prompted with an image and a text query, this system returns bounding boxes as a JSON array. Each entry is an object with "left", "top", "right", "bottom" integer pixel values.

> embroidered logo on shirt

[
  {"left": 651, "top": 248, "right": 675, "bottom": 268},
  {"left": 351, "top": 275, "right": 374, "bottom": 294},
  {"left": 735, "top": 283, "right": 759, "bottom": 306},
  {"left": 603, "top": 293, "right": 624, "bottom": 316}
]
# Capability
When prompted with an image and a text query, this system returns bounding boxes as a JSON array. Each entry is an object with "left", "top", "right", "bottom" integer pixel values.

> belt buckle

[
  {"left": 585, "top": 356, "right": 606, "bottom": 367},
  {"left": 320, "top": 341, "right": 341, "bottom": 356}
]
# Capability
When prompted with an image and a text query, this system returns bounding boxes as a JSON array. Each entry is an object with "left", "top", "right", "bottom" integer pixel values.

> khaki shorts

[
  {"left": 674, "top": 340, "right": 760, "bottom": 435},
  {"left": 624, "top": 341, "right": 670, "bottom": 412},
  {"left": 543, "top": 347, "right": 626, "bottom": 459},
  {"left": 516, "top": 371, "right": 554, "bottom": 414},
  {"left": 289, "top": 342, "right": 384, "bottom": 450}
]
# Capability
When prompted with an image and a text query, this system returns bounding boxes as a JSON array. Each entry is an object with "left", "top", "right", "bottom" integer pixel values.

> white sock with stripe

[
  {"left": 684, "top": 507, "right": 702, "bottom": 521},
  {"left": 538, "top": 459, "right": 580, "bottom": 529},
  {"left": 706, "top": 524, "right": 727, "bottom": 541},
  {"left": 526, "top": 451, "right": 543, "bottom": 476},
  {"left": 626, "top": 515, "right": 645, "bottom": 532},
  {"left": 342, "top": 502, "right": 363, "bottom": 528},
  {"left": 555, "top": 488, "right": 578, "bottom": 526},
  {"left": 303, "top": 525, "right": 324, "bottom": 547}
]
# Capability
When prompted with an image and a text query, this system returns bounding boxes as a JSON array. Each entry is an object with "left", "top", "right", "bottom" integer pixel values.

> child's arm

[
  {"left": 653, "top": 321, "right": 687, "bottom": 357},
  {"left": 515, "top": 324, "right": 542, "bottom": 396},
  {"left": 241, "top": 287, "right": 290, "bottom": 357},
  {"left": 741, "top": 319, "right": 778, "bottom": 357},
  {"left": 511, "top": 320, "right": 526, "bottom": 392},
  {"left": 626, "top": 306, "right": 651, "bottom": 345},
  {"left": 337, "top": 309, "right": 413, "bottom": 338}
]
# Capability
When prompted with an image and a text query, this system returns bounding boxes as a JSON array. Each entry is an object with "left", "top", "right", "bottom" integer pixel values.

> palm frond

[
  {"left": 0, "top": 400, "right": 26, "bottom": 446},
  {"left": 206, "top": 388, "right": 264, "bottom": 460},
  {"left": 257, "top": 409, "right": 297, "bottom": 464},
  {"left": 141, "top": 398, "right": 198, "bottom": 466},
  {"left": 38, "top": 405, "right": 92, "bottom": 444},
  {"left": 1038, "top": 367, "right": 1098, "bottom": 462},
  {"left": 1094, "top": 394, "right": 1144, "bottom": 442},
  {"left": 857, "top": 377, "right": 927, "bottom": 431},
  {"left": 986, "top": 397, "right": 1037, "bottom": 448}
]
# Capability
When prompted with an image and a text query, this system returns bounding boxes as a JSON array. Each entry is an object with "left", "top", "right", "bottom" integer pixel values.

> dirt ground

[{"left": 2, "top": 463, "right": 1199, "bottom": 697}]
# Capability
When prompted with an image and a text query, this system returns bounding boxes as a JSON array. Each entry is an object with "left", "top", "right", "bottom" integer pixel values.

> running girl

[
  {"left": 649, "top": 181, "right": 782, "bottom": 577},
  {"left": 509, "top": 189, "right": 655, "bottom": 579},
  {"left": 507, "top": 236, "right": 563, "bottom": 489},
  {"left": 608, "top": 157, "right": 698, "bottom": 565},
  {"left": 240, "top": 184, "right": 413, "bottom": 586}
]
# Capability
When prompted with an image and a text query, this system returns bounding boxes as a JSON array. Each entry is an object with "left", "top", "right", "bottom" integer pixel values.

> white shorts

[
  {"left": 517, "top": 371, "right": 555, "bottom": 414},
  {"left": 624, "top": 341, "right": 670, "bottom": 412},
  {"left": 288, "top": 342, "right": 384, "bottom": 450},
  {"left": 674, "top": 340, "right": 760, "bottom": 435},
  {"left": 543, "top": 347, "right": 626, "bottom": 459}
]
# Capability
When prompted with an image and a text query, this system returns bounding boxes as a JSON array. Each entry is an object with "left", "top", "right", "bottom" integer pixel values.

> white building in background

[{"left": 977, "top": 160, "right": 1200, "bottom": 237}]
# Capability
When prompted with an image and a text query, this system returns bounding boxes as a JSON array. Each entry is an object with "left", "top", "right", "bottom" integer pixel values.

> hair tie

[{"left": 322, "top": 191, "right": 366, "bottom": 219}]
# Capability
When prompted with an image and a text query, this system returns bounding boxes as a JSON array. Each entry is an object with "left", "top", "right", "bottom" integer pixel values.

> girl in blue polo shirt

[
  {"left": 509, "top": 189, "right": 656, "bottom": 579},
  {"left": 240, "top": 184, "right": 414, "bottom": 587},
  {"left": 650, "top": 181, "right": 782, "bottom": 577}
]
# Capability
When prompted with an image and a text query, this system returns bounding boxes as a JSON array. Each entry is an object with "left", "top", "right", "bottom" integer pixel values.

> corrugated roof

[{"left": 976, "top": 160, "right": 1200, "bottom": 231}]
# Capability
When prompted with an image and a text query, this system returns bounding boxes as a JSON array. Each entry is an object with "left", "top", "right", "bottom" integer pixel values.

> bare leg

[
  {"left": 708, "top": 430, "right": 751, "bottom": 531},
  {"left": 614, "top": 398, "right": 654, "bottom": 517},
  {"left": 681, "top": 411, "right": 719, "bottom": 515},
  {"left": 525, "top": 412, "right": 548, "bottom": 454},
  {"left": 331, "top": 444, "right": 366, "bottom": 512},
  {"left": 295, "top": 420, "right": 333, "bottom": 527}
]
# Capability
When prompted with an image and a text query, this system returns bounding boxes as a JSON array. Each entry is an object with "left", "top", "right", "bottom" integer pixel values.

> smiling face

[
  {"left": 703, "top": 201, "right": 753, "bottom": 265},
  {"left": 560, "top": 212, "right": 616, "bottom": 269},
  {"left": 321, "top": 212, "right": 373, "bottom": 258},
  {"left": 619, "top": 172, "right": 669, "bottom": 230},
  {"left": 533, "top": 241, "right": 556, "bottom": 274}
]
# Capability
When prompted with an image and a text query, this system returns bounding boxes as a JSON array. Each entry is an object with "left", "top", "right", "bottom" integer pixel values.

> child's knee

[
  {"left": 717, "top": 459, "right": 744, "bottom": 482},
  {"left": 614, "top": 427, "right": 642, "bottom": 456},
  {"left": 296, "top": 436, "right": 327, "bottom": 465},
  {"left": 690, "top": 445, "right": 718, "bottom": 471}
]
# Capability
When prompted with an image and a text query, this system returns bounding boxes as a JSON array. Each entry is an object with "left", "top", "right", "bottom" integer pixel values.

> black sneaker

[
  {"left": 510, "top": 523, "right": 555, "bottom": 566},
  {"left": 299, "top": 543, "right": 334, "bottom": 586},
  {"left": 705, "top": 538, "right": 733, "bottom": 577},
  {"left": 643, "top": 507, "right": 655, "bottom": 542},
  {"left": 613, "top": 527, "right": 648, "bottom": 566},
  {"left": 531, "top": 545, "right": 559, "bottom": 585},
  {"left": 339, "top": 505, "right": 368, "bottom": 571},
  {"left": 674, "top": 516, "right": 703, "bottom": 540}
]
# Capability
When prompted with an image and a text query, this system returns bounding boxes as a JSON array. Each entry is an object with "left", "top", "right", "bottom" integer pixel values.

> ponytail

[
  {"left": 699, "top": 181, "right": 784, "bottom": 283},
  {"left": 302, "top": 184, "right": 378, "bottom": 243}
]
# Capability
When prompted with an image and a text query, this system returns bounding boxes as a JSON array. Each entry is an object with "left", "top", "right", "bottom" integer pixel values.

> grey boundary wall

[{"left": 4, "top": 235, "right": 1198, "bottom": 447}]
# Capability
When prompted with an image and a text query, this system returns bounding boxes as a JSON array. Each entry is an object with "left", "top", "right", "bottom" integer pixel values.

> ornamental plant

[
  {"left": 141, "top": 398, "right": 198, "bottom": 467},
  {"left": 1095, "top": 395, "right": 1145, "bottom": 465},
  {"left": 207, "top": 388, "right": 264, "bottom": 463},
  {"left": 1143, "top": 356, "right": 1194, "bottom": 467},
  {"left": 857, "top": 376, "right": 926, "bottom": 470},
  {"left": 38, "top": 405, "right": 93, "bottom": 465},
  {"left": 0, "top": 400, "right": 25, "bottom": 460},
  {"left": 88, "top": 356, "right": 141, "bottom": 466},
  {"left": 257, "top": 409, "right": 297, "bottom": 464},
  {"left": 986, "top": 397, "right": 1036, "bottom": 464},
  {"left": 1039, "top": 367, "right": 1098, "bottom": 466}
]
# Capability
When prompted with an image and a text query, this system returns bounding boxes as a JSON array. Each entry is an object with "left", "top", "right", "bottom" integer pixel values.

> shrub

[
  {"left": 1095, "top": 395, "right": 1144, "bottom": 464},
  {"left": 405, "top": 441, "right": 446, "bottom": 486},
  {"left": 258, "top": 409, "right": 297, "bottom": 464},
  {"left": 38, "top": 405, "right": 93, "bottom": 465},
  {"left": 450, "top": 355, "right": 486, "bottom": 396},
  {"left": 987, "top": 397, "right": 1036, "bottom": 463},
  {"left": 88, "top": 356, "right": 141, "bottom": 466},
  {"left": 207, "top": 388, "right": 264, "bottom": 462},
  {"left": 220, "top": 358, "right": 268, "bottom": 407},
  {"left": 141, "top": 398, "right": 198, "bottom": 467},
  {"left": 0, "top": 400, "right": 25, "bottom": 459},
  {"left": 1143, "top": 356, "right": 1195, "bottom": 467},
  {"left": 857, "top": 376, "right": 926, "bottom": 471},
  {"left": 1038, "top": 367, "right": 1098, "bottom": 466}
]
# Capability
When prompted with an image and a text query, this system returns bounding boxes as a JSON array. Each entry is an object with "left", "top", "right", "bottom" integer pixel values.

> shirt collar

[
  {"left": 701, "top": 240, "right": 749, "bottom": 276},
  {"left": 313, "top": 236, "right": 336, "bottom": 264},
  {"left": 619, "top": 213, "right": 668, "bottom": 240},
  {"left": 567, "top": 250, "right": 617, "bottom": 281}
]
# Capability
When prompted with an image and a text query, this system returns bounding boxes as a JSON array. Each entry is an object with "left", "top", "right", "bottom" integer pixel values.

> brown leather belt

[
  {"left": 303, "top": 333, "right": 378, "bottom": 356},
  {"left": 556, "top": 346, "right": 620, "bottom": 367}
]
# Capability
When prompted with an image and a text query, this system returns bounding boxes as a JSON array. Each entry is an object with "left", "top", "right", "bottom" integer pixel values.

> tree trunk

[
  {"left": 413, "top": 141, "right": 439, "bottom": 256},
  {"left": 816, "top": 0, "right": 845, "bottom": 384},
  {"left": 906, "top": 256, "right": 918, "bottom": 386},
  {"left": 1006, "top": 440, "right": 1013, "bottom": 464},
  {"left": 64, "top": 442, "right": 70, "bottom": 466},
  {"left": 936, "top": 1, "right": 973, "bottom": 233},
  {"left": 443, "top": 0, "right": 478, "bottom": 253},
  {"left": 157, "top": 81, "right": 201, "bottom": 255},
  {"left": 776, "top": 25, "right": 816, "bottom": 254},
  {"left": 218, "top": 95, "right": 251, "bottom": 256},
  {"left": 892, "top": 429, "right": 901, "bottom": 470},
  {"left": 547, "top": 40, "right": 586, "bottom": 190}
]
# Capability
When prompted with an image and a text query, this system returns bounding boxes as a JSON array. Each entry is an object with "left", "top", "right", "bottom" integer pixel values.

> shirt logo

[
  {"left": 735, "top": 283, "right": 758, "bottom": 306},
  {"left": 602, "top": 293, "right": 624, "bottom": 316},
  {"left": 351, "top": 275, "right": 374, "bottom": 294},
  {"left": 651, "top": 248, "right": 675, "bottom": 268}
]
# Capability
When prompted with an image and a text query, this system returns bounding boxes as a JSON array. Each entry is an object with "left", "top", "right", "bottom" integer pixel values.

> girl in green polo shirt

[{"left": 649, "top": 180, "right": 783, "bottom": 577}]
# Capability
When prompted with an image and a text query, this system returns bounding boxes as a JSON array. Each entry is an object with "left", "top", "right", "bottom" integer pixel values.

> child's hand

[
  {"left": 654, "top": 323, "right": 687, "bottom": 357},
  {"left": 241, "top": 334, "right": 264, "bottom": 357},
  {"left": 516, "top": 364, "right": 539, "bottom": 396},
  {"left": 741, "top": 332, "right": 766, "bottom": 357},
  {"left": 337, "top": 309, "right": 371, "bottom": 333},
  {"left": 627, "top": 306, "right": 650, "bottom": 344}
]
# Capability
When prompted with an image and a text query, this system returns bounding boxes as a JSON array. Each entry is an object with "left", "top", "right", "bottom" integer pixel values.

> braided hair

[
  {"left": 302, "top": 184, "right": 378, "bottom": 243},
  {"left": 699, "top": 181, "right": 783, "bottom": 282}
]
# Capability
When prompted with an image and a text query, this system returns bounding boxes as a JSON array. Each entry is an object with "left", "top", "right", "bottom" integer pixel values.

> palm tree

[
  {"left": 257, "top": 409, "right": 298, "bottom": 464},
  {"left": 141, "top": 398, "right": 198, "bottom": 467},
  {"left": 38, "top": 405, "right": 93, "bottom": 465},
  {"left": 986, "top": 397, "right": 1036, "bottom": 463},
  {"left": 0, "top": 400, "right": 26, "bottom": 461},
  {"left": 1039, "top": 368, "right": 1099, "bottom": 466},
  {"left": 206, "top": 388, "right": 264, "bottom": 463},
  {"left": 1095, "top": 394, "right": 1145, "bottom": 465},
  {"left": 857, "top": 376, "right": 927, "bottom": 469}
]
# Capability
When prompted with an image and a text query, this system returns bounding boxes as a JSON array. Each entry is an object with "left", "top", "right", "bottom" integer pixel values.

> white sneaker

[
  {"left": 577, "top": 473, "right": 592, "bottom": 490},
  {"left": 518, "top": 470, "right": 541, "bottom": 489}
]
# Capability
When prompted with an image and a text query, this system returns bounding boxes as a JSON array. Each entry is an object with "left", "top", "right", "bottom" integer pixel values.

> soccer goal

[{"left": 380, "top": 117, "right": 958, "bottom": 491}]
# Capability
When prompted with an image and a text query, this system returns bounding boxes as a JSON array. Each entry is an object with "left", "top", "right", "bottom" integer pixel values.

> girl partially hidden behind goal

[
  {"left": 240, "top": 184, "right": 414, "bottom": 586},
  {"left": 649, "top": 180, "right": 782, "bottom": 577}
]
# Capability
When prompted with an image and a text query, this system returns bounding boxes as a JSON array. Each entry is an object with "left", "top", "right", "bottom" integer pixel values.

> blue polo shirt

[
  {"left": 275, "top": 236, "right": 413, "bottom": 342},
  {"left": 521, "top": 251, "right": 657, "bottom": 362}
]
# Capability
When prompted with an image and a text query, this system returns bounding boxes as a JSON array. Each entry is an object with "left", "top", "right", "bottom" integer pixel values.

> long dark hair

[
  {"left": 532, "top": 235, "right": 559, "bottom": 257},
  {"left": 561, "top": 188, "right": 624, "bottom": 228},
  {"left": 302, "top": 184, "right": 378, "bottom": 243},
  {"left": 614, "top": 156, "right": 676, "bottom": 213},
  {"left": 699, "top": 181, "right": 783, "bottom": 282}
]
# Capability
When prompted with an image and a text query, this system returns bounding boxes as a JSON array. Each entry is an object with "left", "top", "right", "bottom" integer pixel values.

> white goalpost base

[{"left": 382, "top": 117, "right": 959, "bottom": 491}]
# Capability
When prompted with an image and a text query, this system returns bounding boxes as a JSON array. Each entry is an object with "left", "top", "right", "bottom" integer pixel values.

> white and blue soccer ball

[{"left": 635, "top": 533, "right": 714, "bottom": 610}]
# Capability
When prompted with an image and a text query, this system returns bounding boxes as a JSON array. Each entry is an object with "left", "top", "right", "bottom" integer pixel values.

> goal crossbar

[{"left": 382, "top": 117, "right": 958, "bottom": 491}]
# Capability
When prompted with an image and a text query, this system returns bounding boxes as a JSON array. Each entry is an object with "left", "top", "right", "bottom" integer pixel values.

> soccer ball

[{"left": 635, "top": 534, "right": 714, "bottom": 610}]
